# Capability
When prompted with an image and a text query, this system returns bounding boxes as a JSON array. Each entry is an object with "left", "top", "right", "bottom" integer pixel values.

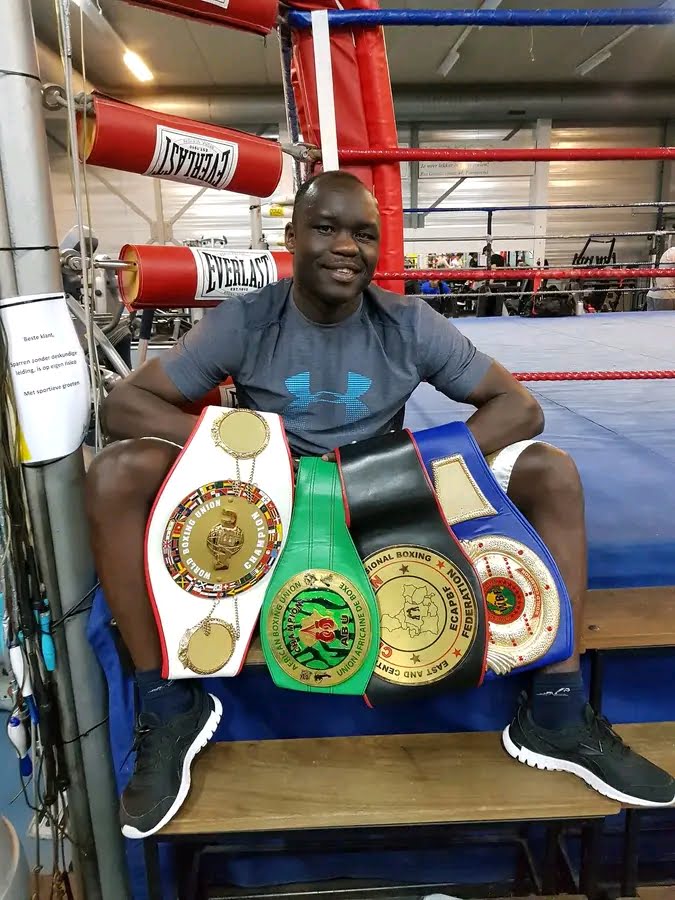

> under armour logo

[{"left": 284, "top": 371, "right": 372, "bottom": 424}]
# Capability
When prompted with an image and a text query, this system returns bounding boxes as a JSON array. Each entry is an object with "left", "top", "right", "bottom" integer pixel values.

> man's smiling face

[{"left": 285, "top": 173, "right": 381, "bottom": 311}]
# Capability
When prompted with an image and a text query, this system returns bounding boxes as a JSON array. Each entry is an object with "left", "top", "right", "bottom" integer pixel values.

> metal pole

[
  {"left": 278, "top": 24, "right": 304, "bottom": 189},
  {"left": 529, "top": 119, "right": 551, "bottom": 266},
  {"left": 249, "top": 198, "right": 265, "bottom": 250},
  {"left": 0, "top": 3, "right": 129, "bottom": 898},
  {"left": 67, "top": 296, "right": 130, "bottom": 378},
  {"left": 152, "top": 179, "right": 168, "bottom": 243},
  {"left": 654, "top": 119, "right": 675, "bottom": 261},
  {"left": 409, "top": 124, "right": 421, "bottom": 229},
  {"left": 0, "top": 164, "right": 18, "bottom": 296}
]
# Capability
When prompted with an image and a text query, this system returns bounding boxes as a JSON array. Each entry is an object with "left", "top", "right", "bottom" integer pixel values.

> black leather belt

[{"left": 337, "top": 430, "right": 488, "bottom": 704}]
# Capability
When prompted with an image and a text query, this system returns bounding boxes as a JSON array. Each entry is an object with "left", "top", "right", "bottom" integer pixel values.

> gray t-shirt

[{"left": 161, "top": 279, "right": 493, "bottom": 455}]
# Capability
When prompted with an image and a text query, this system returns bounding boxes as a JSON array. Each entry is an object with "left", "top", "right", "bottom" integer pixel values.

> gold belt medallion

[
  {"left": 163, "top": 480, "right": 283, "bottom": 600},
  {"left": 211, "top": 408, "right": 270, "bottom": 459},
  {"left": 265, "top": 568, "right": 373, "bottom": 688},
  {"left": 461, "top": 535, "right": 560, "bottom": 674},
  {"left": 178, "top": 619, "right": 236, "bottom": 675},
  {"left": 363, "top": 545, "right": 479, "bottom": 686}
]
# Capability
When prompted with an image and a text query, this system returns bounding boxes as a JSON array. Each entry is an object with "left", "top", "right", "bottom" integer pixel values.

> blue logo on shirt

[{"left": 284, "top": 371, "right": 372, "bottom": 424}]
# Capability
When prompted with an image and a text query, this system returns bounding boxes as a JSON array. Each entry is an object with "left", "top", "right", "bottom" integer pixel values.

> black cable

[
  {"left": 0, "top": 244, "right": 58, "bottom": 252},
  {"left": 49, "top": 581, "right": 100, "bottom": 631},
  {"left": 62, "top": 715, "right": 108, "bottom": 744},
  {"left": 0, "top": 68, "right": 42, "bottom": 82},
  {"left": 50, "top": 604, "right": 93, "bottom": 628}
]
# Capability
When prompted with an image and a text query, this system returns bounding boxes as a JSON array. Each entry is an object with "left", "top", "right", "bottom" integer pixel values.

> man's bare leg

[
  {"left": 507, "top": 442, "right": 586, "bottom": 673},
  {"left": 86, "top": 438, "right": 223, "bottom": 839},
  {"left": 501, "top": 442, "right": 675, "bottom": 806},
  {"left": 86, "top": 438, "right": 179, "bottom": 670}
]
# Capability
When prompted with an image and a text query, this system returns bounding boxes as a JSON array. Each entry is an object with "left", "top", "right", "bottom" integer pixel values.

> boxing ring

[
  {"left": 1, "top": 2, "right": 673, "bottom": 899},
  {"left": 408, "top": 312, "right": 675, "bottom": 591}
]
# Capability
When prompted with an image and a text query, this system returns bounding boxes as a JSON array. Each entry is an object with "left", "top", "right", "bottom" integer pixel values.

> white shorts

[{"left": 486, "top": 439, "right": 545, "bottom": 494}]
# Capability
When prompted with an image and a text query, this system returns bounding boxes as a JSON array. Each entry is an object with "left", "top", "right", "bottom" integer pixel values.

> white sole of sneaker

[
  {"left": 502, "top": 724, "right": 675, "bottom": 808},
  {"left": 122, "top": 693, "right": 224, "bottom": 839}
]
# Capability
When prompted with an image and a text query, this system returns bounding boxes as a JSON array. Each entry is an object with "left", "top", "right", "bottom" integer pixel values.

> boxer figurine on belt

[{"left": 87, "top": 171, "right": 675, "bottom": 839}]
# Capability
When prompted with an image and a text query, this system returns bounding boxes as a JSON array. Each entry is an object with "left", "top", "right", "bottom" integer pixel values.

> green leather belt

[
  {"left": 261, "top": 457, "right": 380, "bottom": 695},
  {"left": 337, "top": 430, "right": 488, "bottom": 705}
]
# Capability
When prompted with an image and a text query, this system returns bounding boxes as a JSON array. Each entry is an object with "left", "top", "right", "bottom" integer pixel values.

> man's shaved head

[{"left": 292, "top": 171, "right": 378, "bottom": 224}]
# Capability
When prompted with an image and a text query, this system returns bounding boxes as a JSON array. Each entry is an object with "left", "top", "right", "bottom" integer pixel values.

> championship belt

[
  {"left": 336, "top": 430, "right": 488, "bottom": 704},
  {"left": 145, "top": 407, "right": 293, "bottom": 679},
  {"left": 261, "top": 457, "right": 380, "bottom": 695},
  {"left": 414, "top": 422, "right": 573, "bottom": 677}
]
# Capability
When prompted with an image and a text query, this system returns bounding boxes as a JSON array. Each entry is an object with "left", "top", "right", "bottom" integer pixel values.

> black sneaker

[
  {"left": 120, "top": 688, "right": 223, "bottom": 838},
  {"left": 503, "top": 693, "right": 675, "bottom": 807}
]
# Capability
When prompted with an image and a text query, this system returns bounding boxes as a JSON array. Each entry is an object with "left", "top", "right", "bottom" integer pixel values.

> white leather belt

[{"left": 145, "top": 407, "right": 294, "bottom": 679}]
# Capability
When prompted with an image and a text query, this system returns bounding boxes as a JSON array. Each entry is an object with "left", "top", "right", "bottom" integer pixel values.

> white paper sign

[
  {"left": 145, "top": 125, "right": 239, "bottom": 190},
  {"left": 419, "top": 158, "right": 535, "bottom": 178},
  {"left": 0, "top": 293, "right": 90, "bottom": 463},
  {"left": 418, "top": 141, "right": 535, "bottom": 179},
  {"left": 202, "top": 0, "right": 230, "bottom": 7},
  {"left": 190, "top": 248, "right": 278, "bottom": 300}
]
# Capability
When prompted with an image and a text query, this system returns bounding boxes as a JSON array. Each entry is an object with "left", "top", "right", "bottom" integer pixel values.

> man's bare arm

[
  {"left": 465, "top": 361, "right": 544, "bottom": 456},
  {"left": 103, "top": 358, "right": 198, "bottom": 445}
]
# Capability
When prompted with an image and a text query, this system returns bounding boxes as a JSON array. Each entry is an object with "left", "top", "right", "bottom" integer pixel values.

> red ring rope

[
  {"left": 377, "top": 268, "right": 675, "bottom": 281},
  {"left": 338, "top": 147, "right": 675, "bottom": 163},
  {"left": 514, "top": 371, "right": 675, "bottom": 381}
]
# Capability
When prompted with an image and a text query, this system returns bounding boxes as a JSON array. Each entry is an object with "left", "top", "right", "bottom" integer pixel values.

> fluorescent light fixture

[
  {"left": 438, "top": 48, "right": 461, "bottom": 77},
  {"left": 69, "top": 0, "right": 105, "bottom": 26},
  {"left": 576, "top": 48, "right": 612, "bottom": 76},
  {"left": 437, "top": 0, "right": 502, "bottom": 76},
  {"left": 123, "top": 49, "right": 154, "bottom": 82}
]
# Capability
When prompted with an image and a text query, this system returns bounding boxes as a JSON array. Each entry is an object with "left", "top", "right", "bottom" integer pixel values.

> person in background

[
  {"left": 646, "top": 245, "right": 675, "bottom": 310},
  {"left": 420, "top": 274, "right": 452, "bottom": 315},
  {"left": 404, "top": 257, "right": 420, "bottom": 296},
  {"left": 476, "top": 253, "right": 508, "bottom": 317}
]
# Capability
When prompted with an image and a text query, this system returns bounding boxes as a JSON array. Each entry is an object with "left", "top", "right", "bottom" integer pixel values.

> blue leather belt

[{"left": 414, "top": 422, "right": 573, "bottom": 678}]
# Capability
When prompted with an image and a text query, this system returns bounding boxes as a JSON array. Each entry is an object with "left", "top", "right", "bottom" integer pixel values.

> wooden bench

[
  {"left": 581, "top": 586, "right": 675, "bottom": 652},
  {"left": 145, "top": 731, "right": 619, "bottom": 899},
  {"left": 145, "top": 724, "right": 674, "bottom": 899},
  {"left": 163, "top": 731, "right": 620, "bottom": 837},
  {"left": 581, "top": 586, "right": 675, "bottom": 711},
  {"left": 163, "top": 723, "right": 674, "bottom": 838}
]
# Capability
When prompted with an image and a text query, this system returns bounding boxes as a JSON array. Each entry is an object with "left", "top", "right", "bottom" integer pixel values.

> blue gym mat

[
  {"left": 407, "top": 311, "right": 675, "bottom": 589},
  {"left": 87, "top": 311, "right": 675, "bottom": 898}
]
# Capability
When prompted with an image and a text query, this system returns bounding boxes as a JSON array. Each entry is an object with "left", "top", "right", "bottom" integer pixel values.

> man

[
  {"left": 419, "top": 273, "right": 452, "bottom": 316},
  {"left": 646, "top": 245, "right": 675, "bottom": 310},
  {"left": 476, "top": 254, "right": 508, "bottom": 318},
  {"left": 87, "top": 171, "right": 674, "bottom": 839}
]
